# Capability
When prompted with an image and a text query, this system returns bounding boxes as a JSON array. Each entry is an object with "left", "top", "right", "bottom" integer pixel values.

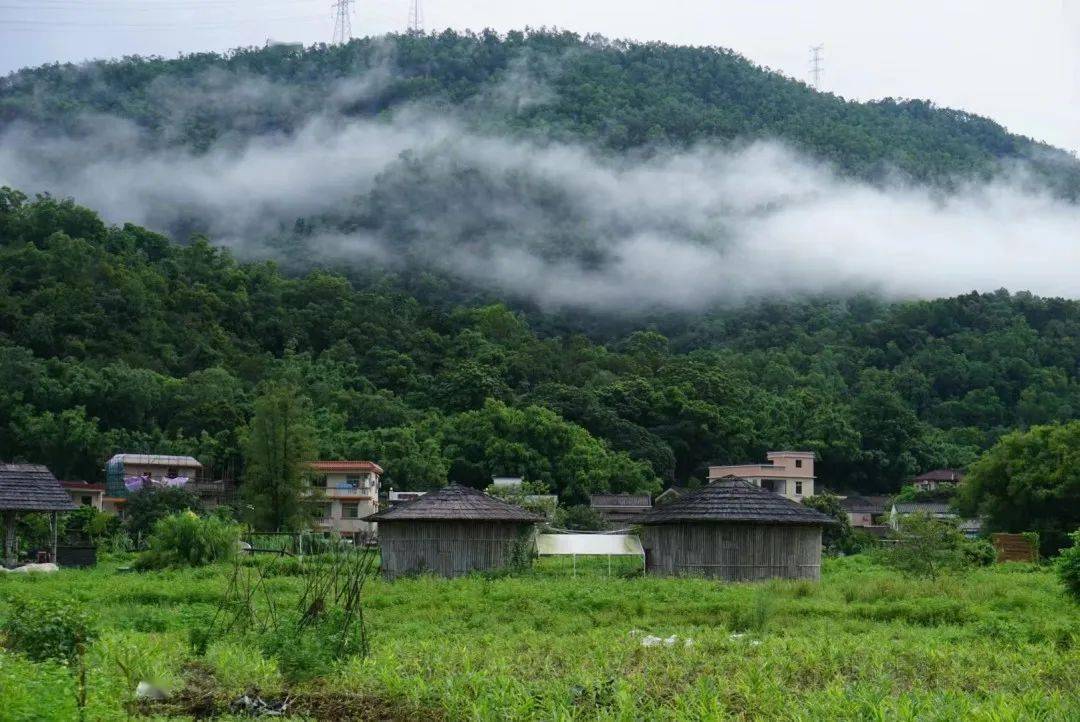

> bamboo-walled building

[
  {"left": 638, "top": 476, "right": 835, "bottom": 581},
  {"left": 365, "top": 484, "right": 543, "bottom": 580}
]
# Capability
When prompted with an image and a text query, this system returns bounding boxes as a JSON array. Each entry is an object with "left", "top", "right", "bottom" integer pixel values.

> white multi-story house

[
  {"left": 707, "top": 451, "right": 816, "bottom": 502},
  {"left": 307, "top": 460, "right": 383, "bottom": 541}
]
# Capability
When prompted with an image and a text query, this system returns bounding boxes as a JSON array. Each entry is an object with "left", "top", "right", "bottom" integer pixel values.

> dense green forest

[
  {"left": 4, "top": 188, "right": 1080, "bottom": 500},
  {"left": 4, "top": 31, "right": 1080, "bottom": 501}
]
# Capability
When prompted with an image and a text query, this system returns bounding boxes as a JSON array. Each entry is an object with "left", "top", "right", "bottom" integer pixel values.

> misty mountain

[
  {"left": 4, "top": 31, "right": 1080, "bottom": 315},
  {"left": 3, "top": 30, "right": 1077, "bottom": 188}
]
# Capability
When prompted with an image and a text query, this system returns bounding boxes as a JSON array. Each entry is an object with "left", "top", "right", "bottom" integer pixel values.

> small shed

[
  {"left": 1, "top": 464, "right": 78, "bottom": 567},
  {"left": 365, "top": 484, "right": 543, "bottom": 579},
  {"left": 638, "top": 477, "right": 835, "bottom": 581}
]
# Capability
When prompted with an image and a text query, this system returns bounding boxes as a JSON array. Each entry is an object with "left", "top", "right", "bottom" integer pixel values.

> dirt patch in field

[{"left": 134, "top": 662, "right": 435, "bottom": 720}]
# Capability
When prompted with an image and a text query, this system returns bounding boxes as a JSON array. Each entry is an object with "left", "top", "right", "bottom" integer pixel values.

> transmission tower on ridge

[
  {"left": 408, "top": 0, "right": 423, "bottom": 33},
  {"left": 809, "top": 44, "right": 824, "bottom": 88},
  {"left": 332, "top": 0, "right": 355, "bottom": 45}
]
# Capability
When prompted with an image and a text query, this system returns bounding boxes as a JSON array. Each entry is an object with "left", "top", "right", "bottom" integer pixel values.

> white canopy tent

[{"left": 534, "top": 533, "right": 645, "bottom": 575}]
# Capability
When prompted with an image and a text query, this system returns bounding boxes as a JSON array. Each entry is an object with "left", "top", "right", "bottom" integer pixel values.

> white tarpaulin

[{"left": 535, "top": 534, "right": 644, "bottom": 556}]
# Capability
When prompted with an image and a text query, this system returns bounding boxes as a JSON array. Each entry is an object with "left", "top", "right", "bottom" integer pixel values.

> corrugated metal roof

[
  {"left": 641, "top": 477, "right": 835, "bottom": 526},
  {"left": 365, "top": 483, "right": 542, "bottom": 522},
  {"left": 108, "top": 454, "right": 202, "bottom": 467},
  {"left": 0, "top": 464, "right": 79, "bottom": 512},
  {"left": 309, "top": 460, "right": 383, "bottom": 473}
]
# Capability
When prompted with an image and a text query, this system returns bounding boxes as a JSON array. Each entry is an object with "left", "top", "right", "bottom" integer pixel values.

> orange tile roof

[{"left": 309, "top": 461, "right": 384, "bottom": 474}]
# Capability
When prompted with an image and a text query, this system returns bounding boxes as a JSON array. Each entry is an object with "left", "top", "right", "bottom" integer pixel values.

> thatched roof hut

[
  {"left": 365, "top": 483, "right": 543, "bottom": 579},
  {"left": 638, "top": 476, "right": 835, "bottom": 581},
  {"left": 0, "top": 464, "right": 78, "bottom": 566}
]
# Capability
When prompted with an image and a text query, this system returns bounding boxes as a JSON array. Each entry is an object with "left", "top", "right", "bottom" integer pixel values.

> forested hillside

[
  {"left": 4, "top": 188, "right": 1080, "bottom": 499},
  {"left": 4, "top": 31, "right": 1080, "bottom": 499},
  {"left": 3, "top": 30, "right": 1077, "bottom": 189}
]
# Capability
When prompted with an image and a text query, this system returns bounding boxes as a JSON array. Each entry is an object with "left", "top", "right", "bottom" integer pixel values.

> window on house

[
  {"left": 795, "top": 481, "right": 804, "bottom": 495},
  {"left": 795, "top": 459, "right": 803, "bottom": 468},
  {"left": 345, "top": 475, "right": 361, "bottom": 488},
  {"left": 80, "top": 496, "right": 92, "bottom": 506},
  {"left": 310, "top": 502, "right": 332, "bottom": 519},
  {"left": 166, "top": 467, "right": 178, "bottom": 478},
  {"left": 342, "top": 503, "right": 359, "bottom": 519}
]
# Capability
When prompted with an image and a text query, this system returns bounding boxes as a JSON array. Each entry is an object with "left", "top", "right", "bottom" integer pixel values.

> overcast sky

[{"left": 2, "top": 1, "right": 1079, "bottom": 152}]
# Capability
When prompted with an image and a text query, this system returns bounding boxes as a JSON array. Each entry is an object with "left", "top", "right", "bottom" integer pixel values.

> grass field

[{"left": 0, "top": 555, "right": 1077, "bottom": 721}]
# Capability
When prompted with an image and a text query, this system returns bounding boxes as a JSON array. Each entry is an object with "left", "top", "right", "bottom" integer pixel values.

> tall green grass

[{"left": 0, "top": 555, "right": 1076, "bottom": 720}]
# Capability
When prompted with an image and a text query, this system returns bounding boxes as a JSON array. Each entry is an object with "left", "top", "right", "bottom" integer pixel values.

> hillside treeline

[
  {"left": 4, "top": 189, "right": 1080, "bottom": 498},
  {"left": 2, "top": 30, "right": 1077, "bottom": 192}
]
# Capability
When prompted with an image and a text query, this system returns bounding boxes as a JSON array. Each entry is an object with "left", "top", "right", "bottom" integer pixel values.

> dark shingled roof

[
  {"left": 840, "top": 495, "right": 892, "bottom": 513},
  {"left": 640, "top": 477, "right": 836, "bottom": 526},
  {"left": 0, "top": 464, "right": 79, "bottom": 512},
  {"left": 364, "top": 483, "right": 543, "bottom": 523}
]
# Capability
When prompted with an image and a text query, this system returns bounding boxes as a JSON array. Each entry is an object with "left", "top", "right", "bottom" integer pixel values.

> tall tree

[
  {"left": 241, "top": 384, "right": 316, "bottom": 531},
  {"left": 956, "top": 421, "right": 1080, "bottom": 555}
]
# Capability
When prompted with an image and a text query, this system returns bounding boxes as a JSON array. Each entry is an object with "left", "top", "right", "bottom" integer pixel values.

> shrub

[
  {"left": 1056, "top": 529, "right": 1080, "bottom": 602},
  {"left": 133, "top": 511, "right": 240, "bottom": 570},
  {"left": 962, "top": 538, "right": 997, "bottom": 567},
  {"left": 125, "top": 485, "right": 204, "bottom": 541},
  {"left": 554, "top": 504, "right": 607, "bottom": 531},
  {"left": 801, "top": 494, "right": 853, "bottom": 554},
  {"left": 880, "top": 513, "right": 967, "bottom": 578},
  {"left": 1, "top": 598, "right": 97, "bottom": 664}
]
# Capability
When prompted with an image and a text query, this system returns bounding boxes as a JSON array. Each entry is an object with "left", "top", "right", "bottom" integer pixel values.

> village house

[
  {"left": 889, "top": 500, "right": 983, "bottom": 539},
  {"left": 589, "top": 493, "right": 653, "bottom": 525},
  {"left": 104, "top": 454, "right": 204, "bottom": 515},
  {"left": 61, "top": 480, "right": 106, "bottom": 511},
  {"left": 307, "top": 460, "right": 382, "bottom": 542},
  {"left": 910, "top": 468, "right": 964, "bottom": 492},
  {"left": 708, "top": 451, "right": 816, "bottom": 501},
  {"left": 839, "top": 494, "right": 891, "bottom": 528}
]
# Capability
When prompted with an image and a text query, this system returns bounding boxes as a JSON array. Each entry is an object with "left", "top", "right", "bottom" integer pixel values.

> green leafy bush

[
  {"left": 879, "top": 513, "right": 967, "bottom": 578},
  {"left": 133, "top": 511, "right": 240, "bottom": 570},
  {"left": 125, "top": 486, "right": 204, "bottom": 541},
  {"left": 1, "top": 598, "right": 97, "bottom": 664},
  {"left": 962, "top": 538, "right": 998, "bottom": 567},
  {"left": 1056, "top": 529, "right": 1080, "bottom": 602}
]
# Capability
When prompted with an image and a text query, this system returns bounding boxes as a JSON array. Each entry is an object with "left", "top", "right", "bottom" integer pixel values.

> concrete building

[
  {"left": 308, "top": 460, "right": 382, "bottom": 542},
  {"left": 61, "top": 481, "right": 105, "bottom": 511},
  {"left": 708, "top": 451, "right": 816, "bottom": 501},
  {"left": 839, "top": 495, "right": 891, "bottom": 528},
  {"left": 104, "top": 454, "right": 204, "bottom": 515},
  {"left": 910, "top": 469, "right": 964, "bottom": 492}
]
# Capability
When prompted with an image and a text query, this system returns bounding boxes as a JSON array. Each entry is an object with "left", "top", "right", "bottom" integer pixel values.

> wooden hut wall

[
  {"left": 641, "top": 523, "right": 823, "bottom": 581},
  {"left": 379, "top": 521, "right": 532, "bottom": 579}
]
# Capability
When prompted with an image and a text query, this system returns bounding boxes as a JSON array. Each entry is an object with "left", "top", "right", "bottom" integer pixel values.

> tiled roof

[
  {"left": 0, "top": 464, "right": 79, "bottom": 512},
  {"left": 840, "top": 495, "right": 891, "bottom": 513},
  {"left": 893, "top": 502, "right": 955, "bottom": 515},
  {"left": 590, "top": 494, "right": 652, "bottom": 508},
  {"left": 640, "top": 477, "right": 836, "bottom": 526},
  {"left": 61, "top": 481, "right": 106, "bottom": 492},
  {"left": 913, "top": 469, "right": 964, "bottom": 482},
  {"left": 309, "top": 460, "right": 384, "bottom": 474},
  {"left": 365, "top": 483, "right": 542, "bottom": 522}
]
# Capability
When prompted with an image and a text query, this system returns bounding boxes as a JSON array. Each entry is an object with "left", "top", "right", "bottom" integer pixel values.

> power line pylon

[
  {"left": 809, "top": 44, "right": 824, "bottom": 88},
  {"left": 332, "top": 0, "right": 355, "bottom": 45},
  {"left": 408, "top": 0, "right": 423, "bottom": 33}
]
